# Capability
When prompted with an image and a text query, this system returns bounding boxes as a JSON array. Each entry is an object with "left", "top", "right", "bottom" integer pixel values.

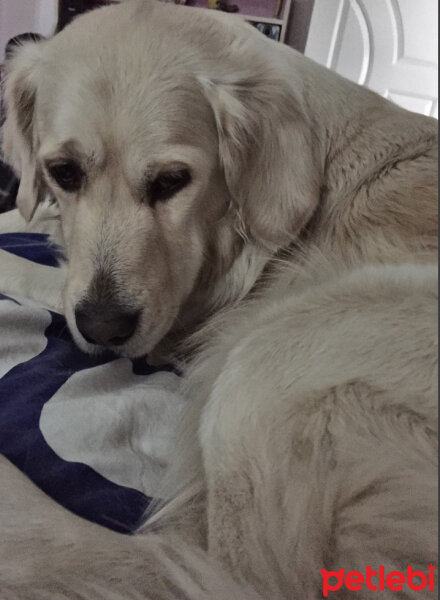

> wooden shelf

[
  {"left": 239, "top": 15, "right": 283, "bottom": 26},
  {"left": 185, "top": 0, "right": 292, "bottom": 42}
]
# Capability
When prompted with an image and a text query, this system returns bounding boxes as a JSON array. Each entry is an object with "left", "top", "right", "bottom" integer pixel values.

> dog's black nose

[{"left": 75, "top": 304, "right": 140, "bottom": 346}]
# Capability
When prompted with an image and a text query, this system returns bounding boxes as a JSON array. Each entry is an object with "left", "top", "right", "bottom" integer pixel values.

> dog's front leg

[
  {"left": 0, "top": 456, "right": 140, "bottom": 596},
  {"left": 0, "top": 456, "right": 265, "bottom": 600},
  {"left": 0, "top": 456, "right": 180, "bottom": 599}
]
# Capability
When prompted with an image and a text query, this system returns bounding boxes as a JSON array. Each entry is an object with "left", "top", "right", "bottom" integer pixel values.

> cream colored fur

[{"left": 0, "top": 1, "right": 437, "bottom": 598}]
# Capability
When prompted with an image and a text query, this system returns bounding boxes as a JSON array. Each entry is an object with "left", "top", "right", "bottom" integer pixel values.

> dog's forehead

[
  {"left": 32, "top": 0, "right": 253, "bottom": 165},
  {"left": 37, "top": 35, "right": 214, "bottom": 162}
]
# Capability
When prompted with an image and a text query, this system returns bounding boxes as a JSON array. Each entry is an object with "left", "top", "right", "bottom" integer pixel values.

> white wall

[{"left": 0, "top": 0, "right": 57, "bottom": 60}]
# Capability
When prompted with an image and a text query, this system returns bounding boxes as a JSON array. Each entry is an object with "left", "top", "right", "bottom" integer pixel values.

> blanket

[{"left": 0, "top": 210, "right": 185, "bottom": 533}]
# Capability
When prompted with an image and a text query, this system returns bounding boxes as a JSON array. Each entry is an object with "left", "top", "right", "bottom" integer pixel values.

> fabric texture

[{"left": 0, "top": 217, "right": 185, "bottom": 533}]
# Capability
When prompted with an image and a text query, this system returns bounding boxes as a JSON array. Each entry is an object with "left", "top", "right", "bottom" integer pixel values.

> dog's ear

[
  {"left": 199, "top": 66, "right": 322, "bottom": 250},
  {"left": 2, "top": 40, "right": 45, "bottom": 221}
]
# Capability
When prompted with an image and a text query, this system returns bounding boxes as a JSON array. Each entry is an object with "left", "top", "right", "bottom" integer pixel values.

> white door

[{"left": 305, "top": 0, "right": 438, "bottom": 118}]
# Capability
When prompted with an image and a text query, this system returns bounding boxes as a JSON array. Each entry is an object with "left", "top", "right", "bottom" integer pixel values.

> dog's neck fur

[{"left": 298, "top": 58, "right": 437, "bottom": 260}]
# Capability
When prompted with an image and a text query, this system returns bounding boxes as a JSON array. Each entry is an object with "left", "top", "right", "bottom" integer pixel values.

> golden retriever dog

[{"left": 0, "top": 1, "right": 437, "bottom": 598}]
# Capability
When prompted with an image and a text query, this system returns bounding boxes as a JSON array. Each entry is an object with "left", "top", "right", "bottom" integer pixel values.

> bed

[{"left": 0, "top": 207, "right": 185, "bottom": 533}]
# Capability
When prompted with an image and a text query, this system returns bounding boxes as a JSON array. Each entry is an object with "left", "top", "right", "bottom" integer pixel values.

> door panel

[{"left": 305, "top": 0, "right": 438, "bottom": 117}]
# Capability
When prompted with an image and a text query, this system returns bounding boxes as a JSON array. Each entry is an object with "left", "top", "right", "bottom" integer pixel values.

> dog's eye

[
  {"left": 47, "top": 161, "right": 84, "bottom": 192},
  {"left": 148, "top": 169, "right": 191, "bottom": 205}
]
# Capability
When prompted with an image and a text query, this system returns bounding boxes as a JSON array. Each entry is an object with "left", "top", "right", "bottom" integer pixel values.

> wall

[{"left": 0, "top": 0, "right": 57, "bottom": 60}]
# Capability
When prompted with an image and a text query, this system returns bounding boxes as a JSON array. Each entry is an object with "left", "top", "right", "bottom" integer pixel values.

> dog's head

[{"left": 2, "top": 0, "right": 321, "bottom": 357}]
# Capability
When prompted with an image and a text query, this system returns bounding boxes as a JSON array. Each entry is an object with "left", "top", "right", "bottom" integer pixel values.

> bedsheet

[{"left": 0, "top": 210, "right": 185, "bottom": 533}]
